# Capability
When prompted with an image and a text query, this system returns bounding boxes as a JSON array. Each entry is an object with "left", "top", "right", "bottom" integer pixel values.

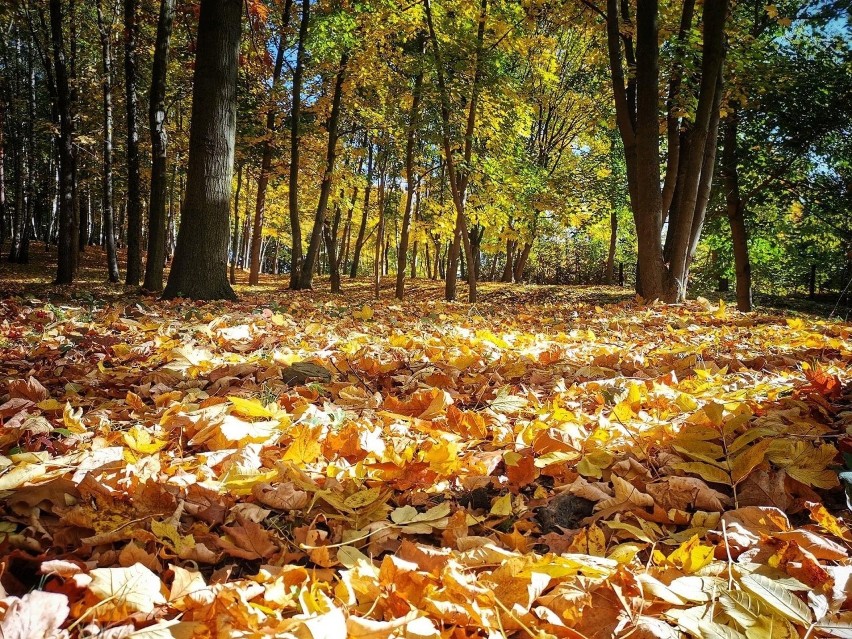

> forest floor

[{"left": 0, "top": 246, "right": 851, "bottom": 638}]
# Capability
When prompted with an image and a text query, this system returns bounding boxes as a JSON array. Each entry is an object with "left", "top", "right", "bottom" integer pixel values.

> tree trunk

[
  {"left": 143, "top": 0, "right": 175, "bottom": 291},
  {"left": 124, "top": 0, "right": 142, "bottom": 285},
  {"left": 300, "top": 50, "right": 348, "bottom": 289},
  {"left": 249, "top": 0, "right": 291, "bottom": 285},
  {"left": 338, "top": 155, "right": 363, "bottom": 274},
  {"left": 373, "top": 166, "right": 387, "bottom": 297},
  {"left": 425, "top": 0, "right": 485, "bottom": 303},
  {"left": 230, "top": 162, "right": 242, "bottom": 284},
  {"left": 604, "top": 209, "right": 617, "bottom": 284},
  {"left": 723, "top": 110, "right": 752, "bottom": 311},
  {"left": 606, "top": 0, "right": 727, "bottom": 302},
  {"left": 349, "top": 142, "right": 373, "bottom": 277},
  {"left": 288, "top": 0, "right": 309, "bottom": 289},
  {"left": 395, "top": 34, "right": 425, "bottom": 300},
  {"left": 501, "top": 238, "right": 515, "bottom": 282},
  {"left": 49, "top": 0, "right": 76, "bottom": 284},
  {"left": 162, "top": 0, "right": 240, "bottom": 300},
  {"left": 514, "top": 241, "right": 531, "bottom": 282},
  {"left": 0, "top": 75, "right": 5, "bottom": 249}
]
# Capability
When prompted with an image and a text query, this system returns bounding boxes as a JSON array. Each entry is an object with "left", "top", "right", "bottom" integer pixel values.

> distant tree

[{"left": 96, "top": 0, "right": 120, "bottom": 282}]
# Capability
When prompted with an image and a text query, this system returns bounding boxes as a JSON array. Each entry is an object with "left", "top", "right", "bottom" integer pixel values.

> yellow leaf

[
  {"left": 731, "top": 439, "right": 771, "bottom": 484},
  {"left": 353, "top": 305, "right": 374, "bottom": 320},
  {"left": 740, "top": 574, "right": 812, "bottom": 626},
  {"left": 704, "top": 402, "right": 724, "bottom": 427},
  {"left": 282, "top": 424, "right": 323, "bottom": 465},
  {"left": 663, "top": 535, "right": 715, "bottom": 574},
  {"left": 671, "top": 461, "right": 732, "bottom": 485},
  {"left": 490, "top": 493, "right": 513, "bottom": 516},
  {"left": 227, "top": 396, "right": 275, "bottom": 419},
  {"left": 123, "top": 425, "right": 168, "bottom": 454},
  {"left": 36, "top": 398, "right": 64, "bottom": 411}
]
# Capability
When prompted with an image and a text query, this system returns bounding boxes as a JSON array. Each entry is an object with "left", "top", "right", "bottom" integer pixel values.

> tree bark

[
  {"left": 162, "top": 0, "right": 240, "bottom": 300},
  {"left": 249, "top": 0, "right": 292, "bottom": 285},
  {"left": 514, "top": 241, "right": 531, "bottom": 282},
  {"left": 230, "top": 161, "right": 242, "bottom": 284},
  {"left": 373, "top": 163, "right": 387, "bottom": 297},
  {"left": 424, "top": 0, "right": 485, "bottom": 303},
  {"left": 124, "top": 0, "right": 142, "bottom": 285},
  {"left": 143, "top": 0, "right": 175, "bottom": 292},
  {"left": 723, "top": 109, "right": 752, "bottom": 311},
  {"left": 395, "top": 34, "right": 425, "bottom": 300},
  {"left": 607, "top": 0, "right": 727, "bottom": 302},
  {"left": 349, "top": 142, "right": 373, "bottom": 277},
  {"left": 49, "top": 0, "right": 76, "bottom": 284},
  {"left": 288, "top": 0, "right": 309, "bottom": 289},
  {"left": 300, "top": 50, "right": 348, "bottom": 289},
  {"left": 605, "top": 209, "right": 617, "bottom": 284}
]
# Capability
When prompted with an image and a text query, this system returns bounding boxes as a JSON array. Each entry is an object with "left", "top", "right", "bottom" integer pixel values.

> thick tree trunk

[
  {"left": 607, "top": 0, "right": 726, "bottom": 302},
  {"left": 288, "top": 0, "right": 309, "bottom": 289},
  {"left": 300, "top": 50, "right": 348, "bottom": 289},
  {"left": 124, "top": 0, "right": 142, "bottom": 285},
  {"left": 395, "top": 35, "right": 425, "bottom": 300},
  {"left": 49, "top": 0, "right": 76, "bottom": 284},
  {"left": 162, "top": 0, "right": 240, "bottom": 300},
  {"left": 143, "top": 0, "right": 175, "bottom": 292},
  {"left": 349, "top": 143, "right": 373, "bottom": 278},
  {"left": 723, "top": 110, "right": 752, "bottom": 311}
]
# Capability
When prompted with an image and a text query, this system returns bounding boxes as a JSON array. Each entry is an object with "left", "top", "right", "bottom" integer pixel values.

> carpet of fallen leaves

[{"left": 1, "top": 277, "right": 852, "bottom": 639}]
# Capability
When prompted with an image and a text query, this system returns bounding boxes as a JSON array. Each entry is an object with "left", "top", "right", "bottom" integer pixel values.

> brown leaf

[{"left": 218, "top": 520, "right": 277, "bottom": 560}]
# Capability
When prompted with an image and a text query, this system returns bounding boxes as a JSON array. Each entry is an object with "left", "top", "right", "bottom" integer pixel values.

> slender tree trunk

[
  {"left": 395, "top": 35, "right": 425, "bottom": 299},
  {"left": 349, "top": 142, "right": 373, "bottom": 277},
  {"left": 123, "top": 0, "right": 142, "bottom": 285},
  {"left": 49, "top": 0, "right": 76, "bottom": 284},
  {"left": 605, "top": 209, "right": 617, "bottom": 284},
  {"left": 338, "top": 155, "right": 363, "bottom": 273},
  {"left": 162, "top": 0, "right": 240, "bottom": 300},
  {"left": 723, "top": 110, "right": 751, "bottom": 311},
  {"left": 501, "top": 238, "right": 515, "bottom": 282},
  {"left": 300, "top": 50, "right": 348, "bottom": 288},
  {"left": 249, "top": 0, "right": 292, "bottom": 285},
  {"left": 143, "top": 0, "right": 175, "bottom": 291},
  {"left": 230, "top": 161, "right": 242, "bottom": 284},
  {"left": 0, "top": 78, "right": 5, "bottom": 249},
  {"left": 425, "top": 0, "right": 485, "bottom": 302},
  {"left": 373, "top": 166, "right": 387, "bottom": 297},
  {"left": 288, "top": 0, "right": 309, "bottom": 289},
  {"left": 20, "top": 45, "right": 35, "bottom": 264}
]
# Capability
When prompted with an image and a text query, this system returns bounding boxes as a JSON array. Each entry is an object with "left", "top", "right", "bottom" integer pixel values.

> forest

[
  {"left": 1, "top": 0, "right": 852, "bottom": 637},
  {"left": 0, "top": 0, "right": 848, "bottom": 305}
]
